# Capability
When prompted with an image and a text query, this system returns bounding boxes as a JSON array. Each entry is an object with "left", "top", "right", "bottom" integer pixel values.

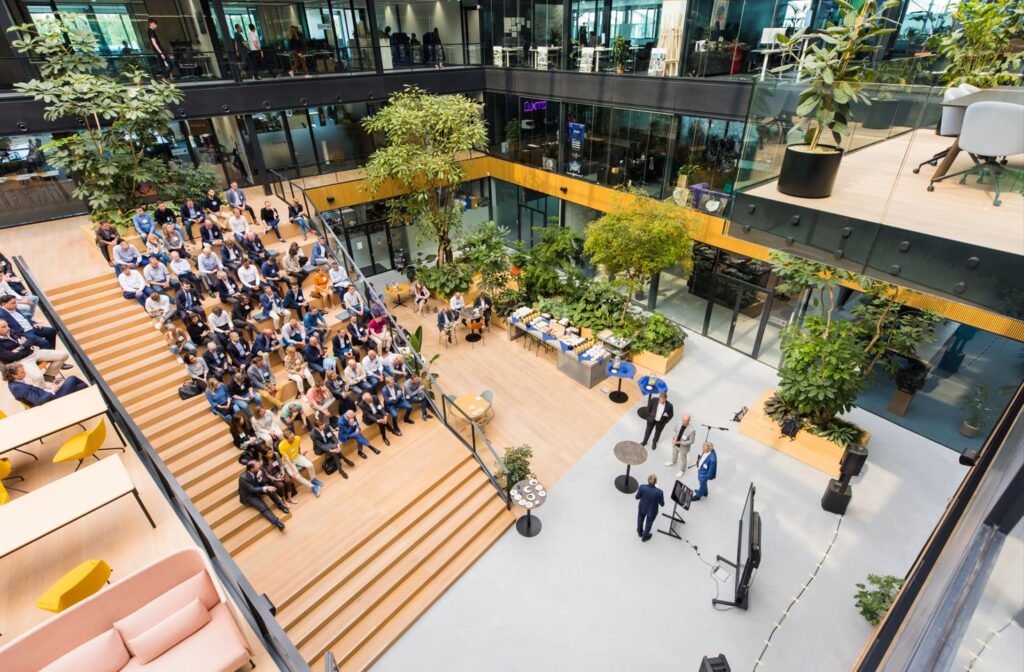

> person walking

[
  {"left": 640, "top": 392, "right": 674, "bottom": 450},
  {"left": 667, "top": 414, "right": 695, "bottom": 477},
  {"left": 635, "top": 474, "right": 664, "bottom": 542},
  {"left": 692, "top": 442, "right": 718, "bottom": 502}
]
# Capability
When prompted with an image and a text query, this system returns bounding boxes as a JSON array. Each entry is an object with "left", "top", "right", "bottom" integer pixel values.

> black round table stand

[
  {"left": 465, "top": 332, "right": 482, "bottom": 343},
  {"left": 516, "top": 508, "right": 542, "bottom": 537},
  {"left": 614, "top": 464, "right": 638, "bottom": 494},
  {"left": 609, "top": 377, "right": 629, "bottom": 404}
]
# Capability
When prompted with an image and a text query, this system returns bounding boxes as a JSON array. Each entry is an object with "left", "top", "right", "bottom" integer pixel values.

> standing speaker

[
  {"left": 839, "top": 443, "right": 869, "bottom": 477},
  {"left": 822, "top": 478, "right": 852, "bottom": 515},
  {"left": 699, "top": 654, "right": 731, "bottom": 672}
]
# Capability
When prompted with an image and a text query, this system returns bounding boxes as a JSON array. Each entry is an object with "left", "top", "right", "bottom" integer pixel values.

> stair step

[
  {"left": 157, "top": 423, "right": 234, "bottom": 464},
  {"left": 90, "top": 339, "right": 169, "bottom": 369},
  {"left": 76, "top": 320, "right": 156, "bottom": 350},
  {"left": 145, "top": 407, "right": 224, "bottom": 442},
  {"left": 47, "top": 274, "right": 114, "bottom": 300},
  {"left": 194, "top": 478, "right": 241, "bottom": 517},
  {"left": 223, "top": 511, "right": 293, "bottom": 555},
  {"left": 301, "top": 494, "right": 509, "bottom": 665},
  {"left": 178, "top": 448, "right": 240, "bottom": 495},
  {"left": 61, "top": 298, "right": 140, "bottom": 326},
  {"left": 276, "top": 455, "right": 478, "bottom": 616}
]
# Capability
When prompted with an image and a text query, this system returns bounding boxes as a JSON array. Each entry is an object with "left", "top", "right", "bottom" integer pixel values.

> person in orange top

[{"left": 311, "top": 267, "right": 334, "bottom": 310}]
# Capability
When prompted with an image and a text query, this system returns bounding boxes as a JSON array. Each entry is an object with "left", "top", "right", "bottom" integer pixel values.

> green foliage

[
  {"left": 404, "top": 326, "right": 440, "bottom": 398},
  {"left": 774, "top": 0, "right": 899, "bottom": 150},
  {"left": 557, "top": 281, "right": 628, "bottom": 333},
  {"left": 500, "top": 444, "right": 534, "bottom": 492},
  {"left": 612, "top": 35, "right": 630, "bottom": 70},
  {"left": 677, "top": 164, "right": 701, "bottom": 176},
  {"left": 491, "top": 287, "right": 528, "bottom": 318},
  {"left": 960, "top": 384, "right": 990, "bottom": 427},
  {"left": 517, "top": 225, "right": 586, "bottom": 303},
  {"left": 459, "top": 221, "right": 511, "bottom": 293},
  {"left": 362, "top": 86, "right": 487, "bottom": 265},
  {"left": 808, "top": 417, "right": 866, "bottom": 447},
  {"left": 855, "top": 574, "right": 904, "bottom": 626},
  {"left": 414, "top": 259, "right": 473, "bottom": 298},
  {"left": 8, "top": 19, "right": 193, "bottom": 216},
  {"left": 584, "top": 194, "right": 692, "bottom": 321},
  {"left": 161, "top": 163, "right": 221, "bottom": 206},
  {"left": 632, "top": 312, "right": 687, "bottom": 356},
  {"left": 769, "top": 251, "right": 938, "bottom": 434},
  {"left": 931, "top": 0, "right": 1024, "bottom": 87},
  {"left": 504, "top": 119, "right": 521, "bottom": 144}
]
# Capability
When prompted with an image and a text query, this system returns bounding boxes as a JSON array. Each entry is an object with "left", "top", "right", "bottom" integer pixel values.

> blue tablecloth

[
  {"left": 606, "top": 360, "right": 636, "bottom": 380},
  {"left": 637, "top": 375, "right": 668, "bottom": 396}
]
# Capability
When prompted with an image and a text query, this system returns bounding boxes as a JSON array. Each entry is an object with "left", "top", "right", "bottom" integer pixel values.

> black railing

[
  {"left": 12, "top": 257, "right": 310, "bottom": 672},
  {"left": 277, "top": 179, "right": 511, "bottom": 506}
]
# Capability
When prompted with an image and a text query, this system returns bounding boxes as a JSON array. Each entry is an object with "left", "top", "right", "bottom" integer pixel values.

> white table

[
  {"left": 0, "top": 386, "right": 107, "bottom": 461},
  {"left": 0, "top": 455, "right": 155, "bottom": 559}
]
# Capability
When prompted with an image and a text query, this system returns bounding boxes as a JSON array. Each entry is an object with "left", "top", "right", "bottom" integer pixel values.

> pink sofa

[{"left": 0, "top": 548, "right": 254, "bottom": 672}]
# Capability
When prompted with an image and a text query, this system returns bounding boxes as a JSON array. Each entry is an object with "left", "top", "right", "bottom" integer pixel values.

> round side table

[
  {"left": 613, "top": 440, "right": 647, "bottom": 494},
  {"left": 511, "top": 478, "right": 547, "bottom": 537},
  {"left": 606, "top": 360, "right": 637, "bottom": 404},
  {"left": 636, "top": 375, "right": 669, "bottom": 419}
]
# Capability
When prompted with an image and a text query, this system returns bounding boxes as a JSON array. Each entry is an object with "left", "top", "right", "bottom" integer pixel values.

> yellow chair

[
  {"left": 52, "top": 419, "right": 123, "bottom": 472},
  {"left": 0, "top": 458, "right": 27, "bottom": 505},
  {"left": 36, "top": 560, "right": 112, "bottom": 613}
]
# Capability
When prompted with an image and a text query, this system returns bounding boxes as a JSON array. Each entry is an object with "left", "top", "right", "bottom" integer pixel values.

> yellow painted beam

[{"left": 301, "top": 156, "right": 1024, "bottom": 342}]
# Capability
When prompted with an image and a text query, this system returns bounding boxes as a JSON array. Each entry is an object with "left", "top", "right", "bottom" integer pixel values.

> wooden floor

[
  {"left": 45, "top": 216, "right": 513, "bottom": 671},
  {"left": 747, "top": 129, "right": 1024, "bottom": 254}
]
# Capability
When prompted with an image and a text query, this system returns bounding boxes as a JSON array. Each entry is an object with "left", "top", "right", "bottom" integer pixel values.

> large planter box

[
  {"left": 738, "top": 389, "right": 871, "bottom": 478},
  {"left": 631, "top": 345, "right": 684, "bottom": 375}
]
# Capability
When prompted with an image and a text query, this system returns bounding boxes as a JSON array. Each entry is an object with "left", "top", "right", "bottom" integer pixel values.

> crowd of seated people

[{"left": 89, "top": 191, "right": 439, "bottom": 532}]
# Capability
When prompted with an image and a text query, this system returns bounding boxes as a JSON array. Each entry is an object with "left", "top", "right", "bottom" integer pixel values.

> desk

[
  {"left": 452, "top": 394, "right": 489, "bottom": 422},
  {"left": 0, "top": 386, "right": 107, "bottom": 461},
  {"left": 932, "top": 89, "right": 1024, "bottom": 181},
  {"left": 0, "top": 455, "right": 155, "bottom": 559}
]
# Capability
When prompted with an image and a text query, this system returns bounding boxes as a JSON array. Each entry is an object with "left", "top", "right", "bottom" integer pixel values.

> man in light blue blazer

[{"left": 692, "top": 441, "right": 718, "bottom": 501}]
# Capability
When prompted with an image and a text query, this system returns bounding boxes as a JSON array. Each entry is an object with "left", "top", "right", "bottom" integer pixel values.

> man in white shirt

[
  {"left": 343, "top": 284, "right": 366, "bottom": 322},
  {"left": 113, "top": 240, "right": 143, "bottom": 273},
  {"left": 381, "top": 350, "right": 406, "bottom": 378},
  {"left": 449, "top": 291, "right": 466, "bottom": 320},
  {"left": 640, "top": 392, "right": 674, "bottom": 451},
  {"left": 328, "top": 261, "right": 349, "bottom": 296},
  {"left": 143, "top": 256, "right": 179, "bottom": 294},
  {"left": 361, "top": 349, "right": 385, "bottom": 387},
  {"left": 237, "top": 258, "right": 263, "bottom": 294},
  {"left": 208, "top": 306, "right": 233, "bottom": 346},
  {"left": 196, "top": 246, "right": 224, "bottom": 293},
  {"left": 145, "top": 292, "right": 177, "bottom": 329},
  {"left": 280, "top": 319, "right": 307, "bottom": 349},
  {"left": 168, "top": 251, "right": 203, "bottom": 297},
  {"left": 229, "top": 207, "right": 249, "bottom": 242},
  {"left": 246, "top": 25, "right": 263, "bottom": 79},
  {"left": 118, "top": 266, "right": 155, "bottom": 307}
]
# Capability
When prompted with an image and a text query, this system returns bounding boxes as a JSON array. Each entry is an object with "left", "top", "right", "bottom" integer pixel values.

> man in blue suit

[
  {"left": 1, "top": 294, "right": 58, "bottom": 349},
  {"left": 635, "top": 474, "right": 665, "bottom": 542},
  {"left": 692, "top": 441, "right": 718, "bottom": 501},
  {"left": 4, "top": 361, "right": 88, "bottom": 407}
]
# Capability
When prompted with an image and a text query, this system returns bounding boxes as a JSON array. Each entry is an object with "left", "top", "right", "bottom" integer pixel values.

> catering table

[
  {"left": 511, "top": 478, "right": 547, "bottom": 537},
  {"left": 636, "top": 375, "right": 669, "bottom": 419},
  {"left": 0, "top": 455, "right": 155, "bottom": 559},
  {"left": 606, "top": 360, "right": 636, "bottom": 404},
  {"left": 0, "top": 386, "right": 107, "bottom": 461},
  {"left": 613, "top": 440, "right": 646, "bottom": 494},
  {"left": 508, "top": 309, "right": 614, "bottom": 388}
]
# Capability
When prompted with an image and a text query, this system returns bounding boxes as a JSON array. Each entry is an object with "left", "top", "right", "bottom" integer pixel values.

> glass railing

[
  {"left": 12, "top": 256, "right": 310, "bottom": 672},
  {"left": 381, "top": 43, "right": 482, "bottom": 70},
  {"left": 730, "top": 78, "right": 1024, "bottom": 317},
  {"left": 280, "top": 178, "right": 511, "bottom": 505}
]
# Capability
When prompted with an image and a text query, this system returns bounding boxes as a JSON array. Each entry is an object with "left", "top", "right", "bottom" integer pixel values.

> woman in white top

[
  {"left": 229, "top": 207, "right": 249, "bottom": 242},
  {"left": 251, "top": 405, "right": 284, "bottom": 445},
  {"left": 413, "top": 281, "right": 430, "bottom": 314}
]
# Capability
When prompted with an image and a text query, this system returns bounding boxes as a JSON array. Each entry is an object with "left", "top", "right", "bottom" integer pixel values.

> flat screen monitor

[{"left": 735, "top": 483, "right": 761, "bottom": 603}]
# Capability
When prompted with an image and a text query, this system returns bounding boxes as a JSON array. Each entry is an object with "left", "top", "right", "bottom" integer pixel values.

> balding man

[
  {"left": 668, "top": 414, "right": 695, "bottom": 477},
  {"left": 635, "top": 474, "right": 665, "bottom": 542}
]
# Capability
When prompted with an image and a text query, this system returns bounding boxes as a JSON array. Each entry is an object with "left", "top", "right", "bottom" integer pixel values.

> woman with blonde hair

[{"left": 283, "top": 344, "right": 315, "bottom": 395}]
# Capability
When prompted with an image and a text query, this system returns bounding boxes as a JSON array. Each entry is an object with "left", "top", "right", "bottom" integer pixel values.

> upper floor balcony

[{"left": 729, "top": 79, "right": 1024, "bottom": 319}]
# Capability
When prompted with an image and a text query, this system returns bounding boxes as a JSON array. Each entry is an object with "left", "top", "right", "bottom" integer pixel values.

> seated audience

[
  {"left": 246, "top": 354, "right": 283, "bottom": 409},
  {"left": 252, "top": 404, "right": 284, "bottom": 445},
  {"left": 225, "top": 330, "right": 253, "bottom": 369},
  {"left": 311, "top": 416, "right": 353, "bottom": 478},
  {"left": 184, "top": 352, "right": 209, "bottom": 388},
  {"left": 413, "top": 281, "right": 430, "bottom": 314},
  {"left": 381, "top": 350, "right": 407, "bottom": 379},
  {"left": 359, "top": 390, "right": 400, "bottom": 445},
  {"left": 0, "top": 295, "right": 59, "bottom": 349},
  {"left": 203, "top": 340, "right": 234, "bottom": 381},
  {"left": 238, "top": 459, "right": 287, "bottom": 531},
  {"left": 199, "top": 219, "right": 225, "bottom": 248},
  {"left": 337, "top": 409, "right": 380, "bottom": 458},
  {"left": 216, "top": 270, "right": 244, "bottom": 305},
  {"left": 169, "top": 253, "right": 202, "bottom": 297},
  {"left": 343, "top": 284, "right": 367, "bottom": 322},
  {"left": 221, "top": 239, "right": 244, "bottom": 273},
  {"left": 260, "top": 446, "right": 297, "bottom": 505},
  {"left": 232, "top": 295, "right": 260, "bottom": 339},
  {"left": 0, "top": 319, "right": 70, "bottom": 385},
  {"left": 261, "top": 257, "right": 286, "bottom": 294},
  {"left": 165, "top": 325, "right": 197, "bottom": 360},
  {"left": 282, "top": 246, "right": 309, "bottom": 285},
  {"left": 381, "top": 374, "right": 415, "bottom": 425},
  {"left": 331, "top": 328, "right": 355, "bottom": 362},
  {"left": 180, "top": 198, "right": 204, "bottom": 242},
  {"left": 283, "top": 345, "right": 315, "bottom": 395},
  {"left": 278, "top": 428, "right": 322, "bottom": 497},
  {"left": 226, "top": 181, "right": 256, "bottom": 221},
  {"left": 133, "top": 206, "right": 160, "bottom": 241},
  {"left": 258, "top": 285, "right": 290, "bottom": 330},
  {"left": 112, "top": 239, "right": 144, "bottom": 274},
  {"left": 281, "top": 318, "right": 308, "bottom": 350},
  {"left": 118, "top": 266, "right": 155, "bottom": 307},
  {"left": 196, "top": 245, "right": 224, "bottom": 292},
  {"left": 343, "top": 356, "right": 373, "bottom": 394},
  {"left": 203, "top": 188, "right": 227, "bottom": 229},
  {"left": 260, "top": 201, "right": 285, "bottom": 242},
  {"left": 303, "top": 334, "right": 335, "bottom": 376},
  {"left": 278, "top": 399, "right": 310, "bottom": 433},
  {"left": 404, "top": 374, "right": 433, "bottom": 420},
  {"left": 228, "top": 207, "right": 250, "bottom": 243},
  {"left": 227, "top": 370, "right": 260, "bottom": 416},
  {"left": 288, "top": 199, "right": 312, "bottom": 239},
  {"left": 145, "top": 292, "right": 177, "bottom": 330},
  {"left": 185, "top": 313, "right": 214, "bottom": 348},
  {"left": 283, "top": 280, "right": 308, "bottom": 318},
  {"left": 3, "top": 362, "right": 87, "bottom": 407},
  {"left": 361, "top": 349, "right": 385, "bottom": 387},
  {"left": 143, "top": 256, "right": 178, "bottom": 294},
  {"left": 253, "top": 328, "right": 284, "bottom": 363},
  {"left": 311, "top": 266, "right": 334, "bottom": 309},
  {"left": 367, "top": 311, "right": 392, "bottom": 353},
  {"left": 347, "top": 315, "right": 370, "bottom": 351},
  {"left": 237, "top": 258, "right": 264, "bottom": 295},
  {"left": 309, "top": 236, "right": 329, "bottom": 266},
  {"left": 206, "top": 377, "right": 243, "bottom": 419},
  {"left": 145, "top": 232, "right": 172, "bottom": 264},
  {"left": 94, "top": 221, "right": 119, "bottom": 264},
  {"left": 302, "top": 306, "right": 328, "bottom": 340},
  {"left": 242, "top": 231, "right": 276, "bottom": 264},
  {"left": 208, "top": 306, "right": 234, "bottom": 346}
]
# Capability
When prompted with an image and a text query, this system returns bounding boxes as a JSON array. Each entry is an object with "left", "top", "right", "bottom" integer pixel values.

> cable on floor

[
  {"left": 965, "top": 615, "right": 1018, "bottom": 672},
  {"left": 752, "top": 513, "right": 845, "bottom": 671}
]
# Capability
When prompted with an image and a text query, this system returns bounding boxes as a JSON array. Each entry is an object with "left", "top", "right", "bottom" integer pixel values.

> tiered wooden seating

[{"left": 47, "top": 210, "right": 513, "bottom": 670}]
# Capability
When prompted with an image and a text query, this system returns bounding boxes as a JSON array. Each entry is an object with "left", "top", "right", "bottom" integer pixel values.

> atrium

[{"left": 0, "top": 1, "right": 1021, "bottom": 671}]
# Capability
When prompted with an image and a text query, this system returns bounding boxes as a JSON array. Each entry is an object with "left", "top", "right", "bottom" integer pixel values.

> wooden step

[
  {"left": 46, "top": 274, "right": 114, "bottom": 300},
  {"left": 80, "top": 328, "right": 167, "bottom": 364},
  {"left": 129, "top": 397, "right": 209, "bottom": 432},
  {"left": 90, "top": 338, "right": 169, "bottom": 369},
  {"left": 61, "top": 297, "right": 140, "bottom": 325},
  {"left": 299, "top": 492, "right": 509, "bottom": 665},
  {"left": 218, "top": 504, "right": 293, "bottom": 555},
  {"left": 156, "top": 422, "right": 235, "bottom": 464},
  {"left": 76, "top": 320, "right": 156, "bottom": 350},
  {"left": 193, "top": 477, "right": 243, "bottom": 517},
  {"left": 145, "top": 408, "right": 224, "bottom": 443},
  {"left": 105, "top": 349, "right": 183, "bottom": 386},
  {"left": 330, "top": 506, "right": 511, "bottom": 672},
  {"left": 178, "top": 448, "right": 241, "bottom": 495},
  {"left": 276, "top": 455, "right": 478, "bottom": 616}
]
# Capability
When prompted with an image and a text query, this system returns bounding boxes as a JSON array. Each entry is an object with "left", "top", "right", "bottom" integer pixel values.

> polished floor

[{"left": 374, "top": 325, "right": 966, "bottom": 671}]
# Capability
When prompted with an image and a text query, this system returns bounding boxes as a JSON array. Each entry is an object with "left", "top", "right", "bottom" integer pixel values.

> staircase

[{"left": 45, "top": 216, "right": 513, "bottom": 670}]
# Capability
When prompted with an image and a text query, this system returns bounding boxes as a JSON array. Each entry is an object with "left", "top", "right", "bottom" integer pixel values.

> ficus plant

[
  {"left": 929, "top": 0, "right": 1024, "bottom": 88},
  {"left": 363, "top": 86, "right": 488, "bottom": 266},
  {"left": 773, "top": 0, "right": 898, "bottom": 151}
]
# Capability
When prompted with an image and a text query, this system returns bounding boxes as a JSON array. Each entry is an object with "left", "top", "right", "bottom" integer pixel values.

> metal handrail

[
  {"left": 282, "top": 180, "right": 511, "bottom": 506},
  {"left": 12, "top": 257, "right": 311, "bottom": 672}
]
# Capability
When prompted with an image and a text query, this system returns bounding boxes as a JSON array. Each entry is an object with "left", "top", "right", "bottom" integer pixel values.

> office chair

[
  {"left": 0, "top": 458, "right": 27, "bottom": 500},
  {"left": 913, "top": 84, "right": 980, "bottom": 174},
  {"left": 52, "top": 419, "right": 124, "bottom": 472},
  {"left": 928, "top": 101, "right": 1024, "bottom": 206}
]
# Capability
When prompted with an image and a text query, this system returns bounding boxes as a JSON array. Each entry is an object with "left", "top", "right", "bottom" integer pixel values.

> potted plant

[
  {"left": 502, "top": 119, "right": 521, "bottom": 155},
  {"left": 403, "top": 326, "right": 440, "bottom": 399},
  {"left": 959, "top": 384, "right": 990, "bottom": 438},
  {"left": 491, "top": 286, "right": 527, "bottom": 327},
  {"left": 773, "top": 0, "right": 898, "bottom": 198},
  {"left": 855, "top": 574, "right": 904, "bottom": 626},
  {"left": 497, "top": 444, "right": 534, "bottom": 495},
  {"left": 676, "top": 164, "right": 700, "bottom": 189},
  {"left": 612, "top": 35, "right": 629, "bottom": 73},
  {"left": 631, "top": 312, "right": 687, "bottom": 374},
  {"left": 414, "top": 259, "right": 473, "bottom": 300}
]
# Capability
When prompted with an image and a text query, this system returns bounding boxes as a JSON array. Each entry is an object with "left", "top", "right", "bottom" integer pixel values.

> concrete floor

[{"left": 373, "top": 328, "right": 966, "bottom": 672}]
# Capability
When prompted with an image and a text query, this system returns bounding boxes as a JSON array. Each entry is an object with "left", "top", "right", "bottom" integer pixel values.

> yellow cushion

[
  {"left": 36, "top": 560, "right": 112, "bottom": 613},
  {"left": 0, "top": 483, "right": 9, "bottom": 506},
  {"left": 52, "top": 433, "right": 92, "bottom": 464}
]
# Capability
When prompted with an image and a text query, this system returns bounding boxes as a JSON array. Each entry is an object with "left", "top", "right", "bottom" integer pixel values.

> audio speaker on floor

[
  {"left": 839, "top": 443, "right": 869, "bottom": 477},
  {"left": 821, "top": 478, "right": 852, "bottom": 515},
  {"left": 699, "top": 654, "right": 731, "bottom": 672}
]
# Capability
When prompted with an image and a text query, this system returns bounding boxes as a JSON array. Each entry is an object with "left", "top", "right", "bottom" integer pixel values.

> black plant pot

[{"left": 777, "top": 144, "right": 844, "bottom": 199}]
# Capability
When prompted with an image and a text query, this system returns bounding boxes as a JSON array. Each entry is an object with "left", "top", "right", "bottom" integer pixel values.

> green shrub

[
  {"left": 416, "top": 261, "right": 473, "bottom": 298},
  {"left": 855, "top": 574, "right": 904, "bottom": 625},
  {"left": 500, "top": 444, "right": 534, "bottom": 492},
  {"left": 809, "top": 418, "right": 865, "bottom": 447},
  {"left": 632, "top": 312, "right": 686, "bottom": 356},
  {"left": 491, "top": 287, "right": 527, "bottom": 318}
]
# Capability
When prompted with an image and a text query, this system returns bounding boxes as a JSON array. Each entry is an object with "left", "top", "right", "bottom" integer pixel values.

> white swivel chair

[
  {"left": 928, "top": 101, "right": 1024, "bottom": 206},
  {"left": 913, "top": 84, "right": 981, "bottom": 174}
]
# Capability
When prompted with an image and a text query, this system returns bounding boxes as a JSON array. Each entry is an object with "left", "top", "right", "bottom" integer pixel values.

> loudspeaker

[
  {"left": 699, "top": 654, "right": 731, "bottom": 672},
  {"left": 822, "top": 478, "right": 852, "bottom": 515},
  {"left": 839, "top": 443, "right": 869, "bottom": 477},
  {"left": 959, "top": 449, "right": 979, "bottom": 467}
]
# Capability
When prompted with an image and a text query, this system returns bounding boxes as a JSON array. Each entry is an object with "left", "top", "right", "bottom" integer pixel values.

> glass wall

[
  {"left": 490, "top": 178, "right": 558, "bottom": 248},
  {"left": 0, "top": 132, "right": 87, "bottom": 227},
  {"left": 375, "top": 0, "right": 468, "bottom": 68},
  {"left": 484, "top": 0, "right": 565, "bottom": 69},
  {"left": 669, "top": 113, "right": 744, "bottom": 211}
]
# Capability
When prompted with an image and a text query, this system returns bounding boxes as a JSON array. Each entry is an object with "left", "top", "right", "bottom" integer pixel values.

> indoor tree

[
  {"left": 930, "top": 0, "right": 1024, "bottom": 88},
  {"left": 514, "top": 222, "right": 586, "bottom": 303},
  {"left": 767, "top": 252, "right": 939, "bottom": 444},
  {"left": 362, "top": 86, "right": 488, "bottom": 266},
  {"left": 583, "top": 193, "right": 692, "bottom": 321},
  {"left": 7, "top": 18, "right": 211, "bottom": 225}
]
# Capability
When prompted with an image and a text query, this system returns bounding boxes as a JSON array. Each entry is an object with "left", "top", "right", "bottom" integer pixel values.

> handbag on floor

[
  {"left": 178, "top": 380, "right": 203, "bottom": 400},
  {"left": 321, "top": 456, "right": 338, "bottom": 475}
]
